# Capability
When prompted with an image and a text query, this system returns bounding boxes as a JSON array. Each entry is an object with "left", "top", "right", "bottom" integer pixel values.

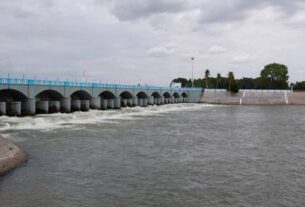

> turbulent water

[{"left": 1, "top": 104, "right": 305, "bottom": 207}]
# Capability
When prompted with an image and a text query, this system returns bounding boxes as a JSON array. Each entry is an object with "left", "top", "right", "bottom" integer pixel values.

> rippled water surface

[{"left": 1, "top": 104, "right": 305, "bottom": 207}]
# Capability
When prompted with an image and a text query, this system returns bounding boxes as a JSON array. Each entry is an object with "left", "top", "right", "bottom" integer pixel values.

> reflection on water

[{"left": 1, "top": 104, "right": 305, "bottom": 207}]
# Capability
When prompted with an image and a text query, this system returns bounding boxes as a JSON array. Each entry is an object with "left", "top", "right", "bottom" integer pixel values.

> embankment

[
  {"left": 0, "top": 135, "right": 27, "bottom": 175},
  {"left": 202, "top": 89, "right": 305, "bottom": 105}
]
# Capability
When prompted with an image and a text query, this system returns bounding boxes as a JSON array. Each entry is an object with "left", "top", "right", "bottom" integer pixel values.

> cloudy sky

[{"left": 0, "top": 0, "right": 304, "bottom": 86}]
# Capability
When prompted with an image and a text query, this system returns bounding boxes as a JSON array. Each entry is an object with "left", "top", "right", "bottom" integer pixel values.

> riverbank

[
  {"left": 202, "top": 90, "right": 305, "bottom": 105},
  {"left": 0, "top": 135, "right": 27, "bottom": 175}
]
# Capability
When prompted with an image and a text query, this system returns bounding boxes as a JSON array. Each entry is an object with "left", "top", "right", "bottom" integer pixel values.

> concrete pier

[
  {"left": 90, "top": 97, "right": 101, "bottom": 110},
  {"left": 49, "top": 101, "right": 60, "bottom": 113},
  {"left": 157, "top": 98, "right": 161, "bottom": 105},
  {"left": 72, "top": 100, "right": 81, "bottom": 111},
  {"left": 161, "top": 97, "right": 164, "bottom": 105},
  {"left": 0, "top": 102, "right": 6, "bottom": 115},
  {"left": 127, "top": 98, "right": 133, "bottom": 107},
  {"left": 6, "top": 102, "right": 22, "bottom": 116},
  {"left": 171, "top": 97, "right": 175, "bottom": 104},
  {"left": 36, "top": 101, "right": 49, "bottom": 114},
  {"left": 138, "top": 99, "right": 144, "bottom": 107},
  {"left": 61, "top": 98, "right": 71, "bottom": 113},
  {"left": 101, "top": 99, "right": 108, "bottom": 110},
  {"left": 148, "top": 96, "right": 154, "bottom": 105},
  {"left": 143, "top": 98, "right": 148, "bottom": 107},
  {"left": 108, "top": 99, "right": 115, "bottom": 109},
  {"left": 114, "top": 97, "right": 121, "bottom": 109},
  {"left": 154, "top": 98, "right": 158, "bottom": 105},
  {"left": 81, "top": 100, "right": 90, "bottom": 111},
  {"left": 164, "top": 98, "right": 169, "bottom": 104},
  {"left": 23, "top": 98, "right": 36, "bottom": 115},
  {"left": 132, "top": 97, "right": 138, "bottom": 107},
  {"left": 121, "top": 99, "right": 128, "bottom": 107}
]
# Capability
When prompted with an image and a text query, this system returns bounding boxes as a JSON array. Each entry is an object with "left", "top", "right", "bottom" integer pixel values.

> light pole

[{"left": 191, "top": 57, "right": 194, "bottom": 88}]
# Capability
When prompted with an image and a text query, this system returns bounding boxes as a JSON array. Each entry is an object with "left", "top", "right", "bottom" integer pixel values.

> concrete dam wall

[
  {"left": 0, "top": 77, "right": 203, "bottom": 116},
  {"left": 202, "top": 89, "right": 305, "bottom": 105}
]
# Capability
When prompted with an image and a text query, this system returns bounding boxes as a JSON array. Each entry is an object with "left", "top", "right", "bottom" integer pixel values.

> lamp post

[{"left": 191, "top": 57, "right": 194, "bottom": 88}]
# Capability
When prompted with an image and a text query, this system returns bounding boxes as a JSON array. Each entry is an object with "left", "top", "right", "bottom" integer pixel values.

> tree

[
  {"left": 204, "top": 69, "right": 210, "bottom": 89},
  {"left": 228, "top": 71, "right": 234, "bottom": 92},
  {"left": 260, "top": 63, "right": 289, "bottom": 89},
  {"left": 171, "top": 78, "right": 190, "bottom": 87},
  {"left": 216, "top": 73, "right": 221, "bottom": 89}
]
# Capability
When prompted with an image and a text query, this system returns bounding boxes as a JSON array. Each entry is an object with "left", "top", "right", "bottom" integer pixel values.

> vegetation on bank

[{"left": 172, "top": 63, "right": 303, "bottom": 93}]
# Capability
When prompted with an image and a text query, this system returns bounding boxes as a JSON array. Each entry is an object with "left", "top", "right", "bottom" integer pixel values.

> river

[{"left": 0, "top": 104, "right": 305, "bottom": 207}]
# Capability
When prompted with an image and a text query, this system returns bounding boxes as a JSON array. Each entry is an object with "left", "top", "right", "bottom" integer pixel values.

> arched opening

[
  {"left": 71, "top": 90, "right": 92, "bottom": 112},
  {"left": 151, "top": 92, "right": 161, "bottom": 98},
  {"left": 99, "top": 91, "right": 116, "bottom": 110},
  {"left": 35, "top": 90, "right": 64, "bottom": 114},
  {"left": 0, "top": 89, "right": 27, "bottom": 102},
  {"left": 120, "top": 91, "right": 133, "bottom": 107},
  {"left": 71, "top": 90, "right": 92, "bottom": 100},
  {"left": 151, "top": 92, "right": 161, "bottom": 105},
  {"left": 163, "top": 92, "right": 171, "bottom": 98},
  {"left": 173, "top": 92, "right": 180, "bottom": 98},
  {"left": 163, "top": 92, "right": 171, "bottom": 104},
  {"left": 36, "top": 90, "right": 64, "bottom": 101},
  {"left": 100, "top": 91, "right": 115, "bottom": 99},
  {"left": 137, "top": 91, "right": 148, "bottom": 107},
  {"left": 137, "top": 91, "right": 148, "bottom": 99},
  {"left": 173, "top": 92, "right": 180, "bottom": 103},
  {"left": 0, "top": 89, "right": 27, "bottom": 116}
]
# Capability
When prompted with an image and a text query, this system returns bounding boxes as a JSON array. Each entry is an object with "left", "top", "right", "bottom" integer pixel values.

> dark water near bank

[{"left": 1, "top": 105, "right": 305, "bottom": 207}]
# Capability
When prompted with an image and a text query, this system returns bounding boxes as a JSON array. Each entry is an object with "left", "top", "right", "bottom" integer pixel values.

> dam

[{"left": 0, "top": 77, "right": 203, "bottom": 116}]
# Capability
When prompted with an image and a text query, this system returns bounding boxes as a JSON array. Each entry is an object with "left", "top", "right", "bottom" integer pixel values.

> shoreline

[{"left": 0, "top": 135, "right": 27, "bottom": 176}]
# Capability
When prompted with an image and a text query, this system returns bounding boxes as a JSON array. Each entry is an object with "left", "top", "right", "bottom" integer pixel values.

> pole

[{"left": 191, "top": 57, "right": 194, "bottom": 88}]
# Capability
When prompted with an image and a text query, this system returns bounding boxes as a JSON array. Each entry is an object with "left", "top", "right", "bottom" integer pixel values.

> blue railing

[{"left": 0, "top": 77, "right": 202, "bottom": 91}]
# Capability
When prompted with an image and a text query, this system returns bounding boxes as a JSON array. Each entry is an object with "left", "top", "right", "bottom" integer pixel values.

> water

[{"left": 1, "top": 104, "right": 305, "bottom": 207}]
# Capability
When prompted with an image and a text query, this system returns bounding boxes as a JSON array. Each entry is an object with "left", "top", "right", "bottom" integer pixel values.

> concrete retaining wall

[
  {"left": 202, "top": 90, "right": 305, "bottom": 105},
  {"left": 0, "top": 135, "right": 27, "bottom": 175}
]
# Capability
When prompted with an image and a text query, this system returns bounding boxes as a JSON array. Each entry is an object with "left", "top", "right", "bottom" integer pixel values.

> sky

[{"left": 0, "top": 0, "right": 304, "bottom": 86}]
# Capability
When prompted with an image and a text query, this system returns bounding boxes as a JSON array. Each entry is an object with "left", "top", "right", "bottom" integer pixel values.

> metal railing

[
  {"left": 0, "top": 77, "right": 202, "bottom": 91},
  {"left": 204, "top": 89, "right": 292, "bottom": 93}
]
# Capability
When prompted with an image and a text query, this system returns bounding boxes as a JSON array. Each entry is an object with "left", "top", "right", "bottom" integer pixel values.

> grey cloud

[
  {"left": 109, "top": 0, "right": 187, "bottom": 21},
  {"left": 0, "top": 0, "right": 305, "bottom": 85},
  {"left": 198, "top": 0, "right": 303, "bottom": 24}
]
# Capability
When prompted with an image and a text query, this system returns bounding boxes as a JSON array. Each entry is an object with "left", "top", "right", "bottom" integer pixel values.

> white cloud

[
  {"left": 146, "top": 45, "right": 175, "bottom": 57},
  {"left": 233, "top": 55, "right": 255, "bottom": 64},
  {"left": 208, "top": 45, "right": 227, "bottom": 55}
]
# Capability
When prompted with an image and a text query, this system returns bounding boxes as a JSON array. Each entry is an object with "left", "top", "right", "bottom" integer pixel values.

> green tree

[
  {"left": 171, "top": 78, "right": 190, "bottom": 87},
  {"left": 260, "top": 63, "right": 289, "bottom": 89},
  {"left": 216, "top": 73, "right": 221, "bottom": 89},
  {"left": 204, "top": 69, "right": 210, "bottom": 89},
  {"left": 228, "top": 71, "right": 234, "bottom": 92}
]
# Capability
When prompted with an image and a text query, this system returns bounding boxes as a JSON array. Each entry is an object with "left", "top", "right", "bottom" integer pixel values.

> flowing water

[{"left": 0, "top": 104, "right": 305, "bottom": 207}]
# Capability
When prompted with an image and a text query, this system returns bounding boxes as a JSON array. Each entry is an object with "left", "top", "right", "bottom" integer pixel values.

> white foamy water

[{"left": 0, "top": 104, "right": 213, "bottom": 132}]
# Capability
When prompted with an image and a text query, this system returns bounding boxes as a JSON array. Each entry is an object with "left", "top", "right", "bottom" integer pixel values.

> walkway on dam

[{"left": 0, "top": 77, "right": 203, "bottom": 116}]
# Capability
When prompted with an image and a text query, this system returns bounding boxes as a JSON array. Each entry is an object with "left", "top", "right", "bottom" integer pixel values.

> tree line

[{"left": 171, "top": 63, "right": 305, "bottom": 92}]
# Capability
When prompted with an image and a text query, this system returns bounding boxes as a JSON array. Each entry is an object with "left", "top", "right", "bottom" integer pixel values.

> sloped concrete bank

[
  {"left": 0, "top": 135, "right": 27, "bottom": 175},
  {"left": 202, "top": 90, "right": 305, "bottom": 105}
]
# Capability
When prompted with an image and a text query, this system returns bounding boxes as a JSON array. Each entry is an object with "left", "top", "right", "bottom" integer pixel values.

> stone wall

[{"left": 0, "top": 135, "right": 27, "bottom": 175}]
